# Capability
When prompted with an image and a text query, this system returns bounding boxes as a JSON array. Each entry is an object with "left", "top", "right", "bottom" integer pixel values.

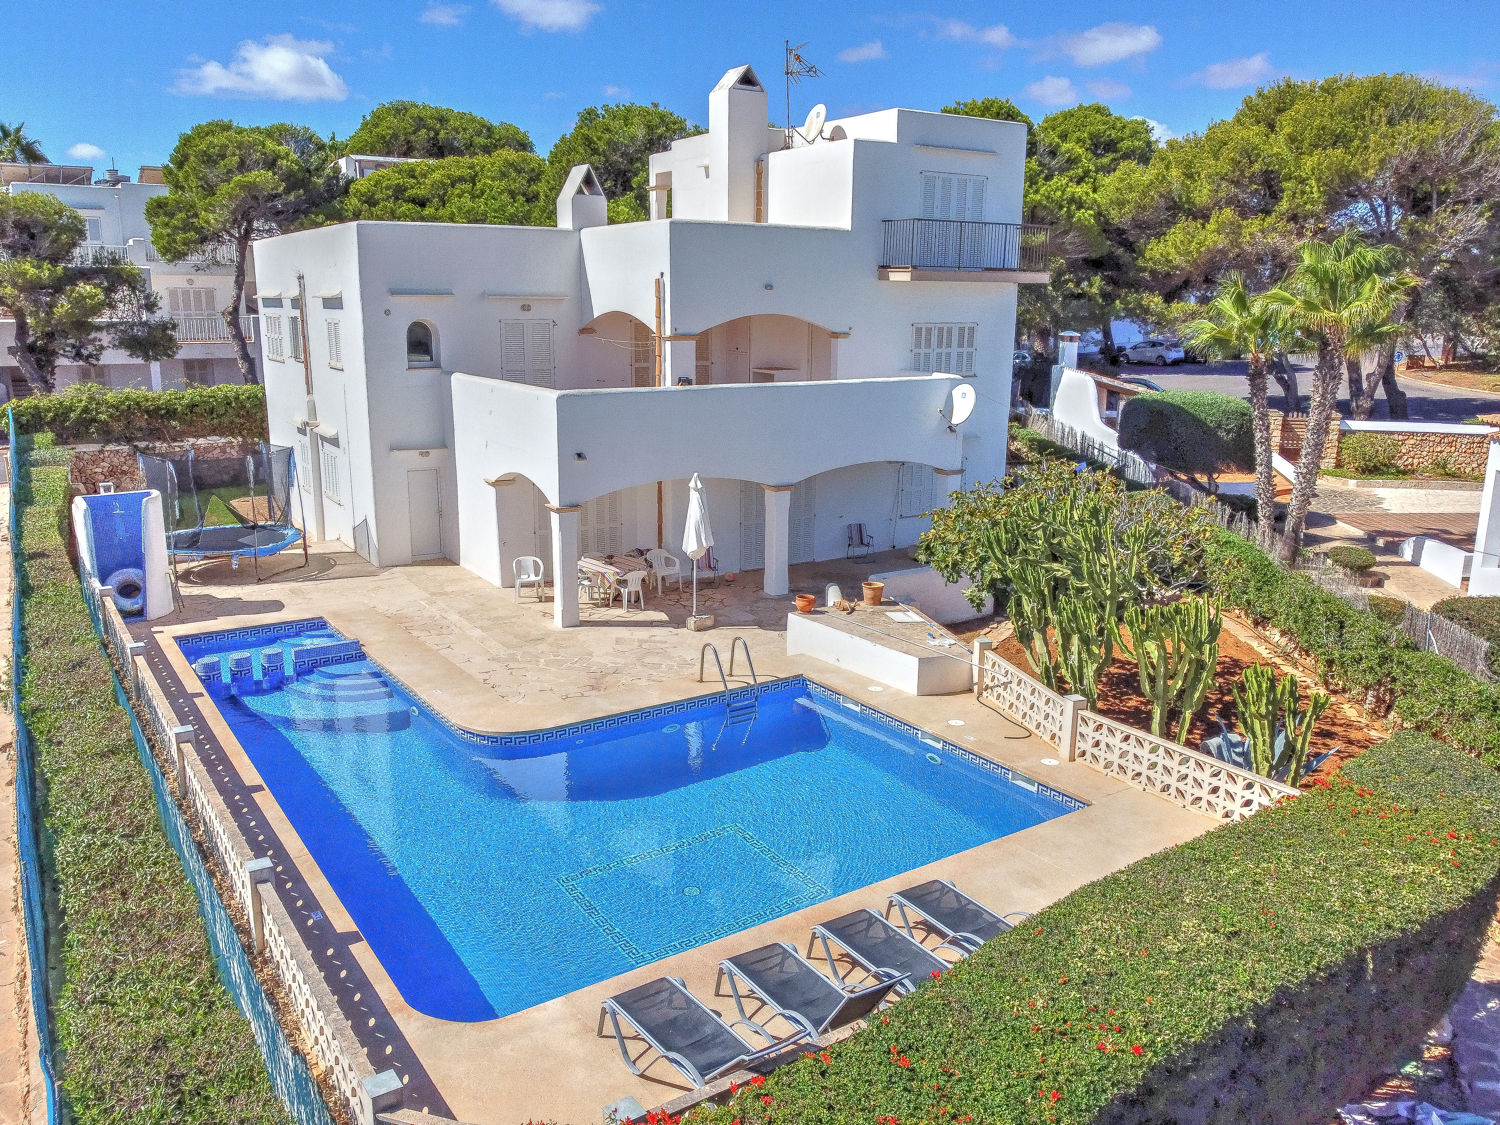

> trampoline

[{"left": 138, "top": 443, "right": 309, "bottom": 582}]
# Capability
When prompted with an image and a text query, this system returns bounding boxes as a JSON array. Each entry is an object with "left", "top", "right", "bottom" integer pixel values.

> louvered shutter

[
  {"left": 695, "top": 333, "right": 713, "bottom": 384},
  {"left": 965, "top": 177, "right": 985, "bottom": 221},
  {"left": 325, "top": 320, "right": 343, "bottom": 368},
  {"left": 789, "top": 478, "right": 816, "bottom": 563},
  {"left": 739, "top": 481, "right": 765, "bottom": 568},
  {"left": 501, "top": 320, "right": 527, "bottom": 383},
  {"left": 631, "top": 322, "right": 654, "bottom": 386},
  {"left": 581, "top": 492, "right": 622, "bottom": 556},
  {"left": 526, "top": 320, "right": 554, "bottom": 387}
]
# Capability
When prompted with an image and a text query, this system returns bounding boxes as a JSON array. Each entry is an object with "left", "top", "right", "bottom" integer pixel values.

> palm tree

[
  {"left": 1264, "top": 231, "right": 1416, "bottom": 562},
  {"left": 1182, "top": 274, "right": 1291, "bottom": 550},
  {"left": 0, "top": 122, "right": 46, "bottom": 164}
]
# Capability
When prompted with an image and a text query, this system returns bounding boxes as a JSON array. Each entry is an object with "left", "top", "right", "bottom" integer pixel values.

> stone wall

[
  {"left": 1337, "top": 429, "right": 1495, "bottom": 477},
  {"left": 69, "top": 437, "right": 260, "bottom": 494}
]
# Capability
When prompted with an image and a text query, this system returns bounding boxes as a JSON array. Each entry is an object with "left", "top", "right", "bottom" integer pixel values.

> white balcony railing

[
  {"left": 142, "top": 242, "right": 236, "bottom": 268},
  {"left": 451, "top": 373, "right": 972, "bottom": 508},
  {"left": 174, "top": 315, "right": 257, "bottom": 344},
  {"left": 69, "top": 242, "right": 129, "bottom": 265}
]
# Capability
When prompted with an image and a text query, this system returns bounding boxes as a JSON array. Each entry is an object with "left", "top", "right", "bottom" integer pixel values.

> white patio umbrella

[{"left": 682, "top": 473, "right": 714, "bottom": 619}]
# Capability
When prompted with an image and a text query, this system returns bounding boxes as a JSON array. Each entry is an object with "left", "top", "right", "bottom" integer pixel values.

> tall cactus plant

[
  {"left": 1231, "top": 664, "right": 1332, "bottom": 784},
  {"left": 1119, "top": 595, "right": 1222, "bottom": 741}
]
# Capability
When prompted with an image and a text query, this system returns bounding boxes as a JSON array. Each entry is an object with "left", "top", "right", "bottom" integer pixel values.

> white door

[
  {"left": 790, "top": 478, "right": 816, "bottom": 564},
  {"left": 739, "top": 480, "right": 765, "bottom": 569},
  {"left": 407, "top": 469, "right": 442, "bottom": 560}
]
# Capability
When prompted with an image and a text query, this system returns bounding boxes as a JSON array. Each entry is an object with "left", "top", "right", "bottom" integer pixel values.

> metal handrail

[
  {"left": 727, "top": 636, "right": 758, "bottom": 684},
  {"left": 880, "top": 219, "right": 1051, "bottom": 273},
  {"left": 698, "top": 642, "right": 728, "bottom": 691}
]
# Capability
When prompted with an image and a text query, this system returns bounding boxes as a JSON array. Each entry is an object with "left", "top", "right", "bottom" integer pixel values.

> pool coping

[{"left": 143, "top": 610, "right": 1207, "bottom": 1124}]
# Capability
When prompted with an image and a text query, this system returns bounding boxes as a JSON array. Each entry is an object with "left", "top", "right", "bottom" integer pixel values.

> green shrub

[
  {"left": 1207, "top": 530, "right": 1500, "bottom": 759},
  {"left": 9, "top": 383, "right": 268, "bottom": 444},
  {"left": 1118, "top": 390, "right": 1254, "bottom": 480},
  {"left": 1368, "top": 595, "right": 1408, "bottom": 625},
  {"left": 14, "top": 441, "right": 291, "bottom": 1124},
  {"left": 1327, "top": 544, "right": 1378, "bottom": 572},
  {"left": 1339, "top": 431, "right": 1403, "bottom": 476},
  {"left": 1432, "top": 596, "right": 1500, "bottom": 676},
  {"left": 701, "top": 734, "right": 1500, "bottom": 1125},
  {"left": 1212, "top": 491, "right": 1259, "bottom": 519}
]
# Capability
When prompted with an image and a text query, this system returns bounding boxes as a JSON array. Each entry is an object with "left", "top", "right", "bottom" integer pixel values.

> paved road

[{"left": 1105, "top": 360, "right": 1500, "bottom": 424}]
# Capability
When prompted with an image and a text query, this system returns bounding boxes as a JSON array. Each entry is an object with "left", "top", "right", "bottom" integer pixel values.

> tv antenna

[{"left": 783, "top": 40, "right": 824, "bottom": 132}]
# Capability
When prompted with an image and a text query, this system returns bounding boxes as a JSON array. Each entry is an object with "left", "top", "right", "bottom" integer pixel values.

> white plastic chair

[
  {"left": 621, "top": 569, "right": 649, "bottom": 611},
  {"left": 644, "top": 547, "right": 684, "bottom": 594},
  {"left": 513, "top": 556, "right": 545, "bottom": 602}
]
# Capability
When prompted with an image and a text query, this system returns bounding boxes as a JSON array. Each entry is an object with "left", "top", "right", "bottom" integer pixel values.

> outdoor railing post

[
  {"left": 246, "top": 857, "right": 275, "bottom": 954},
  {"left": 1063, "top": 696, "right": 1085, "bottom": 762},
  {"left": 358, "top": 1070, "right": 405, "bottom": 1125},
  {"left": 171, "top": 725, "right": 194, "bottom": 792},
  {"left": 973, "top": 637, "right": 993, "bottom": 696}
]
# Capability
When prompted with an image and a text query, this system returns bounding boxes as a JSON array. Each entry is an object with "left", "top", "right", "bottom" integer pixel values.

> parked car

[
  {"left": 1118, "top": 375, "right": 1163, "bottom": 392},
  {"left": 1013, "top": 349, "right": 1032, "bottom": 369},
  {"left": 1120, "top": 338, "right": 1185, "bottom": 365}
]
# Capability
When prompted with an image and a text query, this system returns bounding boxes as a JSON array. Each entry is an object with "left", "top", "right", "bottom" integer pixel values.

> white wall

[{"left": 1051, "top": 367, "right": 1121, "bottom": 449}]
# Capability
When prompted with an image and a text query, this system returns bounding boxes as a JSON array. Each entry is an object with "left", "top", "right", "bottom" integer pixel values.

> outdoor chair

[
  {"left": 645, "top": 547, "right": 684, "bottom": 594},
  {"left": 886, "top": 880, "right": 1031, "bottom": 952},
  {"left": 512, "top": 556, "right": 545, "bottom": 602},
  {"left": 717, "top": 941, "right": 905, "bottom": 1037},
  {"left": 598, "top": 976, "right": 812, "bottom": 1089},
  {"left": 620, "top": 569, "right": 649, "bottom": 611},
  {"left": 695, "top": 548, "right": 721, "bottom": 586},
  {"left": 846, "top": 523, "right": 874, "bottom": 559},
  {"left": 578, "top": 568, "right": 608, "bottom": 606},
  {"left": 809, "top": 908, "right": 967, "bottom": 995}
]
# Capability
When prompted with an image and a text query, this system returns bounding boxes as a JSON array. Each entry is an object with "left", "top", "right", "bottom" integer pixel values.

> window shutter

[
  {"left": 526, "top": 320, "right": 554, "bottom": 387},
  {"left": 501, "top": 320, "right": 527, "bottom": 383},
  {"left": 631, "top": 322, "right": 654, "bottom": 386},
  {"left": 325, "top": 320, "right": 343, "bottom": 368},
  {"left": 739, "top": 481, "right": 765, "bottom": 569},
  {"left": 966, "top": 177, "right": 985, "bottom": 221},
  {"left": 920, "top": 173, "right": 938, "bottom": 219},
  {"left": 789, "top": 479, "right": 816, "bottom": 564},
  {"left": 695, "top": 333, "right": 712, "bottom": 384}
]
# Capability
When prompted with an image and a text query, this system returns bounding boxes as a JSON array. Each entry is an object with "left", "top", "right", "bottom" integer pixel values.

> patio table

[{"left": 578, "top": 554, "right": 648, "bottom": 605}]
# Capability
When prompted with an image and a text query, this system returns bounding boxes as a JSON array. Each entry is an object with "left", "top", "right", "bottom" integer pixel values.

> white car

[{"left": 1121, "top": 338, "right": 1185, "bottom": 366}]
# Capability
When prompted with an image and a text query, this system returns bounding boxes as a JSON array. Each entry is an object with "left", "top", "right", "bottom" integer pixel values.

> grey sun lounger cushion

[
  {"left": 598, "top": 976, "right": 812, "bottom": 1088},
  {"left": 718, "top": 942, "right": 906, "bottom": 1036},
  {"left": 809, "top": 908, "right": 967, "bottom": 995},
  {"left": 888, "top": 879, "right": 1032, "bottom": 951}
]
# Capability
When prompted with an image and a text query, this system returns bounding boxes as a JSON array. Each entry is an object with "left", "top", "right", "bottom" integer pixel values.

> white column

[
  {"left": 549, "top": 504, "right": 581, "bottom": 628},
  {"left": 148, "top": 360, "right": 163, "bottom": 391},
  {"left": 1470, "top": 440, "right": 1500, "bottom": 595},
  {"left": 661, "top": 339, "right": 696, "bottom": 386},
  {"left": 762, "top": 484, "right": 793, "bottom": 596}
]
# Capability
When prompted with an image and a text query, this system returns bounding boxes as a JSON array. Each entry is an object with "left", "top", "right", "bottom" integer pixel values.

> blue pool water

[{"left": 179, "top": 619, "right": 1082, "bottom": 1022}]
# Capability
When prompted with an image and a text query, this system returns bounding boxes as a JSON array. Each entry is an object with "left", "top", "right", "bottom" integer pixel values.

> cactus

[
  {"left": 1231, "top": 664, "right": 1332, "bottom": 784},
  {"left": 1119, "top": 595, "right": 1222, "bottom": 741}
]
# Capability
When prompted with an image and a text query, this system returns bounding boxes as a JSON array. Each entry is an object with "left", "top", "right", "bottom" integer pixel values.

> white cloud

[
  {"left": 420, "top": 4, "right": 469, "bottom": 26},
  {"left": 173, "top": 35, "right": 349, "bottom": 101},
  {"left": 837, "top": 40, "right": 887, "bottom": 63},
  {"left": 489, "top": 0, "right": 599, "bottom": 31},
  {"left": 1086, "top": 78, "right": 1132, "bottom": 101},
  {"left": 602, "top": 84, "right": 628, "bottom": 97},
  {"left": 1059, "top": 22, "right": 1162, "bottom": 67},
  {"left": 1134, "top": 116, "right": 1176, "bottom": 143},
  {"left": 1024, "top": 76, "right": 1081, "bottom": 107},
  {"left": 935, "top": 20, "right": 1017, "bottom": 49},
  {"left": 1189, "top": 51, "right": 1275, "bottom": 89},
  {"left": 67, "top": 142, "right": 107, "bottom": 162}
]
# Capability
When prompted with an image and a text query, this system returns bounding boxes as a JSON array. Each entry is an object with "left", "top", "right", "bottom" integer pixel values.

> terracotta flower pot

[
  {"left": 795, "top": 593, "right": 816, "bottom": 614},
  {"left": 862, "top": 581, "right": 885, "bottom": 606}
]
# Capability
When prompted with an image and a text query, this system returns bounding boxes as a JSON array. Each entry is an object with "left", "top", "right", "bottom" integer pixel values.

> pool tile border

[{"left": 174, "top": 617, "right": 1088, "bottom": 815}]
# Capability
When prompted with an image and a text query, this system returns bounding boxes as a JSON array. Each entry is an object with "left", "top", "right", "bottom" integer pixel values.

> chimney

[
  {"left": 1058, "top": 330, "right": 1080, "bottom": 369},
  {"left": 97, "top": 165, "right": 129, "bottom": 186}
]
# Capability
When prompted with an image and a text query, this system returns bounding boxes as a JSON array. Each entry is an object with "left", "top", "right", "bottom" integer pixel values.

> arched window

[{"left": 406, "top": 321, "right": 436, "bottom": 366}]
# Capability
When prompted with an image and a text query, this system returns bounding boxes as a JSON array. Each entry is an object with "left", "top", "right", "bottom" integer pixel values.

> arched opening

[
  {"left": 406, "top": 320, "right": 437, "bottom": 367},
  {"left": 684, "top": 314, "right": 841, "bottom": 385}
]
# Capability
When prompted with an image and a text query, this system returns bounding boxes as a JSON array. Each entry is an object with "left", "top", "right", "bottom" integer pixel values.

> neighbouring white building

[
  {"left": 250, "top": 64, "right": 1048, "bottom": 626},
  {"left": 0, "top": 161, "right": 259, "bottom": 396}
]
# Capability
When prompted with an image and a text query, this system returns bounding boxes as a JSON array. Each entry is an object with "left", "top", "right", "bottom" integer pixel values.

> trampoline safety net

[{"left": 138, "top": 443, "right": 306, "bottom": 565}]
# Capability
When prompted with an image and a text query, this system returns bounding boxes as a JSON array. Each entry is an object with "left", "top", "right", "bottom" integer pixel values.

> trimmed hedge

[
  {"left": 9, "top": 383, "right": 268, "bottom": 444},
  {"left": 1339, "top": 431, "right": 1402, "bottom": 476},
  {"left": 15, "top": 441, "right": 290, "bottom": 1124},
  {"left": 1327, "top": 544, "right": 1378, "bottom": 572},
  {"left": 700, "top": 734, "right": 1500, "bottom": 1125},
  {"left": 1208, "top": 530, "right": 1500, "bottom": 759},
  {"left": 1118, "top": 391, "right": 1253, "bottom": 479}
]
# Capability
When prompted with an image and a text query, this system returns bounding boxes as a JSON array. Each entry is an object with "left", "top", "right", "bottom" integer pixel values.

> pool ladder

[{"left": 698, "top": 637, "right": 760, "bottom": 728}]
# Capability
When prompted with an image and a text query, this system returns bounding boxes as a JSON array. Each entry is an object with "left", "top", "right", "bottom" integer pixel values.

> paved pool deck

[{"left": 134, "top": 544, "right": 1215, "bottom": 1124}]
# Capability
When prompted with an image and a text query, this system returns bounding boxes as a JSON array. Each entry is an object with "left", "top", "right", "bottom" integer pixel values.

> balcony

[
  {"left": 174, "top": 315, "right": 257, "bottom": 344},
  {"left": 69, "top": 242, "right": 129, "bottom": 265},
  {"left": 141, "top": 241, "right": 237, "bottom": 268},
  {"left": 878, "top": 220, "right": 1051, "bottom": 283}
]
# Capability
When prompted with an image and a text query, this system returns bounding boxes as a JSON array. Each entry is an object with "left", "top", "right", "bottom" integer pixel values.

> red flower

[
  {"left": 760, "top": 1095, "right": 774, "bottom": 1106},
  {"left": 1097, "top": 1041, "right": 1109, "bottom": 1051},
  {"left": 930, "top": 970, "right": 942, "bottom": 979},
  {"left": 897, "top": 1056, "right": 912, "bottom": 1068},
  {"left": 728, "top": 1082, "right": 738, "bottom": 1094},
  {"left": 749, "top": 1075, "right": 765, "bottom": 1087},
  {"left": 820, "top": 1051, "right": 832, "bottom": 1064}
]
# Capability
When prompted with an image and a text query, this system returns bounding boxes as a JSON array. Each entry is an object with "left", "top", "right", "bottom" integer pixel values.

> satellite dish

[
  {"left": 947, "top": 383, "right": 977, "bottom": 426},
  {"left": 802, "top": 103, "right": 827, "bottom": 142}
]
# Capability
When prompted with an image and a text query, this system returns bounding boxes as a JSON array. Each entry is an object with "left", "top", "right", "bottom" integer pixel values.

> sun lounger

[
  {"left": 598, "top": 976, "right": 812, "bottom": 1088},
  {"left": 717, "top": 941, "right": 905, "bottom": 1037},
  {"left": 808, "top": 908, "right": 966, "bottom": 995},
  {"left": 886, "top": 879, "right": 1030, "bottom": 952}
]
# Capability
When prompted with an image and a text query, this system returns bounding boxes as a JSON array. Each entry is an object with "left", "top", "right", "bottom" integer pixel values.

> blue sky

[{"left": 10, "top": 1, "right": 1498, "bottom": 170}]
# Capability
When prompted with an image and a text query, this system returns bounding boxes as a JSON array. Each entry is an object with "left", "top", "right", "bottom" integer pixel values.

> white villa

[
  {"left": 1, "top": 161, "right": 258, "bottom": 396},
  {"left": 250, "top": 65, "right": 1047, "bottom": 626}
]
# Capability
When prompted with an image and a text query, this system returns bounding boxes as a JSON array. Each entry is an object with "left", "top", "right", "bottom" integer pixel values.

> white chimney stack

[{"left": 1058, "top": 330, "right": 1080, "bottom": 369}]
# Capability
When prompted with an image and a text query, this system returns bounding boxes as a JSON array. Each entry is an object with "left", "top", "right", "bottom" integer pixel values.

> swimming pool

[{"left": 179, "top": 619, "right": 1084, "bottom": 1022}]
